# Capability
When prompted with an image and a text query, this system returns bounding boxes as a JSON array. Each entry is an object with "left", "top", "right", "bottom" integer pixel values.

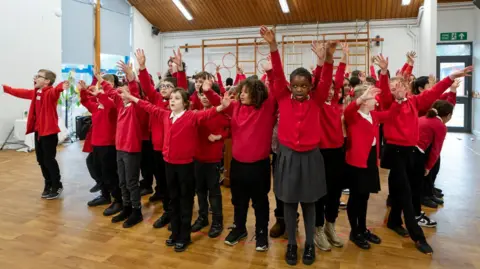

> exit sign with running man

[{"left": 440, "top": 32, "right": 468, "bottom": 41}]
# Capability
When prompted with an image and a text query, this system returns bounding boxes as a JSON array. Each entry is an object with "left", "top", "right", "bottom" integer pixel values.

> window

[{"left": 436, "top": 44, "right": 472, "bottom": 56}]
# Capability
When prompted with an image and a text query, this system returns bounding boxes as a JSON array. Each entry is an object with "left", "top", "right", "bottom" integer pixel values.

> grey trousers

[{"left": 117, "top": 151, "right": 142, "bottom": 208}]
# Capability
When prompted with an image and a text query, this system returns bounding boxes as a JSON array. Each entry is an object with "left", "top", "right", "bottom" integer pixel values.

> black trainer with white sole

[
  {"left": 224, "top": 227, "right": 248, "bottom": 246},
  {"left": 255, "top": 230, "right": 269, "bottom": 252},
  {"left": 416, "top": 212, "right": 437, "bottom": 228},
  {"left": 45, "top": 188, "right": 63, "bottom": 200}
]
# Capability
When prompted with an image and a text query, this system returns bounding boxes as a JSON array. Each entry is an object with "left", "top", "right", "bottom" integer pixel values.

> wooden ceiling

[{"left": 129, "top": 0, "right": 471, "bottom": 32}]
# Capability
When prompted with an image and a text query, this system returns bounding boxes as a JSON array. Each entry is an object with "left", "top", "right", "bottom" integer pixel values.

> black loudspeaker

[
  {"left": 152, "top": 26, "right": 160, "bottom": 36},
  {"left": 185, "top": 43, "right": 188, "bottom": 53},
  {"left": 76, "top": 116, "right": 92, "bottom": 140},
  {"left": 474, "top": 0, "right": 479, "bottom": 9},
  {"left": 375, "top": 35, "right": 381, "bottom": 46}
]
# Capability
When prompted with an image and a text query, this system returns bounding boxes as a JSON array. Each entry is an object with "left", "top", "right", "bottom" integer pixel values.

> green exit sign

[{"left": 440, "top": 32, "right": 468, "bottom": 41}]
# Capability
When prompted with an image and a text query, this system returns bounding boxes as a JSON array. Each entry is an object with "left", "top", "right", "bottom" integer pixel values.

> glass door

[{"left": 436, "top": 43, "right": 473, "bottom": 133}]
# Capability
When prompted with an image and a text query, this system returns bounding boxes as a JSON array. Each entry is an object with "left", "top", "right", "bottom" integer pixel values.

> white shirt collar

[
  {"left": 396, "top": 98, "right": 407, "bottom": 104},
  {"left": 170, "top": 110, "right": 186, "bottom": 123}
]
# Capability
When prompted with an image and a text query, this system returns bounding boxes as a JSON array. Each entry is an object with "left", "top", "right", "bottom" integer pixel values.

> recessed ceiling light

[
  {"left": 402, "top": 0, "right": 411, "bottom": 5},
  {"left": 172, "top": 0, "right": 193, "bottom": 21},
  {"left": 279, "top": 0, "right": 290, "bottom": 13}
]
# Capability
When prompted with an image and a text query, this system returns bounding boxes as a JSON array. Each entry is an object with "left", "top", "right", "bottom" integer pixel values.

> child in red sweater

[
  {"left": 79, "top": 75, "right": 123, "bottom": 217},
  {"left": 135, "top": 49, "right": 177, "bottom": 228},
  {"left": 1, "top": 69, "right": 68, "bottom": 199},
  {"left": 412, "top": 100, "right": 454, "bottom": 228},
  {"left": 262, "top": 26, "right": 333, "bottom": 265},
  {"left": 313, "top": 42, "right": 348, "bottom": 251},
  {"left": 344, "top": 85, "right": 401, "bottom": 250},
  {"left": 377, "top": 52, "right": 472, "bottom": 254},
  {"left": 190, "top": 79, "right": 229, "bottom": 238},
  {"left": 102, "top": 62, "right": 144, "bottom": 228},
  {"left": 121, "top": 85, "right": 230, "bottom": 252}
]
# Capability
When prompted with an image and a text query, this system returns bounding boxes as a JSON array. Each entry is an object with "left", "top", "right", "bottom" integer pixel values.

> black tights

[{"left": 347, "top": 192, "right": 369, "bottom": 236}]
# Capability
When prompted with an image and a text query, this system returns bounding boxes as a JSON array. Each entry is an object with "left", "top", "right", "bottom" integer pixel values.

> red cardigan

[
  {"left": 3, "top": 83, "right": 64, "bottom": 136},
  {"left": 378, "top": 74, "right": 453, "bottom": 146},
  {"left": 136, "top": 100, "right": 219, "bottom": 164},
  {"left": 319, "top": 62, "right": 346, "bottom": 149},
  {"left": 103, "top": 81, "right": 142, "bottom": 153},
  {"left": 138, "top": 68, "right": 170, "bottom": 151},
  {"left": 270, "top": 49, "right": 333, "bottom": 152},
  {"left": 80, "top": 88, "right": 117, "bottom": 147},
  {"left": 417, "top": 116, "right": 447, "bottom": 170},
  {"left": 344, "top": 101, "right": 401, "bottom": 168},
  {"left": 195, "top": 112, "right": 230, "bottom": 163}
]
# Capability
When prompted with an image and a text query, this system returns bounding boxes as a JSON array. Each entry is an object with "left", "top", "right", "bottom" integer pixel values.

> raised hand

[
  {"left": 117, "top": 60, "right": 135, "bottom": 82},
  {"left": 370, "top": 56, "right": 376, "bottom": 65},
  {"left": 135, "top": 49, "right": 146, "bottom": 70},
  {"left": 374, "top": 54, "right": 389, "bottom": 71},
  {"left": 359, "top": 87, "right": 381, "bottom": 101},
  {"left": 325, "top": 41, "right": 338, "bottom": 63},
  {"left": 202, "top": 77, "right": 213, "bottom": 92},
  {"left": 63, "top": 81, "right": 70, "bottom": 91},
  {"left": 311, "top": 41, "right": 325, "bottom": 63},
  {"left": 406, "top": 51, "right": 416, "bottom": 65},
  {"left": 171, "top": 48, "right": 183, "bottom": 71},
  {"left": 89, "top": 86, "right": 103, "bottom": 96},
  {"left": 216, "top": 65, "right": 220, "bottom": 74},
  {"left": 260, "top": 26, "right": 276, "bottom": 44},
  {"left": 450, "top": 79, "right": 461, "bottom": 93},
  {"left": 78, "top": 80, "right": 87, "bottom": 90},
  {"left": 119, "top": 86, "right": 134, "bottom": 101},
  {"left": 237, "top": 64, "right": 244, "bottom": 74},
  {"left": 449, "top": 66, "right": 473, "bottom": 79},
  {"left": 220, "top": 91, "right": 234, "bottom": 109}
]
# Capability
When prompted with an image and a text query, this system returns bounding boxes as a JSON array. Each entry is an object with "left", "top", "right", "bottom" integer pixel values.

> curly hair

[{"left": 236, "top": 78, "right": 269, "bottom": 109}]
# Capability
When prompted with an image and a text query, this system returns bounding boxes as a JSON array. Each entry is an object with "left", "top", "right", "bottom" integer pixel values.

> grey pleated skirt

[{"left": 274, "top": 143, "right": 327, "bottom": 203}]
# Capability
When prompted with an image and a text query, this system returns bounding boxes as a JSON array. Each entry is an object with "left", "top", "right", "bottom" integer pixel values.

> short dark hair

[
  {"left": 237, "top": 78, "right": 268, "bottom": 109},
  {"left": 194, "top": 71, "right": 212, "bottom": 81},
  {"left": 366, "top": 76, "right": 377, "bottom": 85},
  {"left": 412, "top": 76, "right": 429, "bottom": 95},
  {"left": 226, "top": 77, "right": 233, "bottom": 86},
  {"left": 163, "top": 77, "right": 177, "bottom": 87},
  {"left": 290, "top": 67, "right": 312, "bottom": 84},
  {"left": 349, "top": 77, "right": 361, "bottom": 88},
  {"left": 38, "top": 69, "right": 56, "bottom": 86},
  {"left": 351, "top": 70, "right": 361, "bottom": 78}
]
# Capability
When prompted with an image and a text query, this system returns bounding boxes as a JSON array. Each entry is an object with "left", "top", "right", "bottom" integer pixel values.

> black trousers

[
  {"left": 194, "top": 161, "right": 223, "bottom": 222},
  {"left": 86, "top": 152, "right": 100, "bottom": 185},
  {"left": 153, "top": 151, "right": 170, "bottom": 213},
  {"left": 411, "top": 148, "right": 427, "bottom": 216},
  {"left": 117, "top": 151, "right": 142, "bottom": 208},
  {"left": 34, "top": 133, "right": 62, "bottom": 189},
  {"left": 93, "top": 146, "right": 122, "bottom": 202},
  {"left": 421, "top": 147, "right": 441, "bottom": 198},
  {"left": 347, "top": 192, "right": 369, "bottom": 235},
  {"left": 139, "top": 140, "right": 154, "bottom": 189},
  {"left": 383, "top": 144, "right": 426, "bottom": 243},
  {"left": 165, "top": 162, "right": 195, "bottom": 244},
  {"left": 316, "top": 147, "right": 344, "bottom": 227},
  {"left": 230, "top": 158, "right": 270, "bottom": 232}
]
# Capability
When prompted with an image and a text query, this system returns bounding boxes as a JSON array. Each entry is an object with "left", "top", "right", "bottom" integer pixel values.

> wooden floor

[{"left": 0, "top": 133, "right": 479, "bottom": 269}]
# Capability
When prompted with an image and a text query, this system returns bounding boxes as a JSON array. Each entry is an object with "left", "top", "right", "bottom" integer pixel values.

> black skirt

[{"left": 346, "top": 146, "right": 381, "bottom": 194}]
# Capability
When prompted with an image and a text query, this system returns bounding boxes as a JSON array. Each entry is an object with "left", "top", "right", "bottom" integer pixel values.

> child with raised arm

[
  {"left": 376, "top": 53, "right": 472, "bottom": 254},
  {"left": 344, "top": 85, "right": 401, "bottom": 250},
  {"left": 1, "top": 70, "right": 68, "bottom": 199},
  {"left": 121, "top": 85, "right": 230, "bottom": 252},
  {"left": 262, "top": 25, "right": 333, "bottom": 266},
  {"left": 79, "top": 75, "right": 123, "bottom": 217}
]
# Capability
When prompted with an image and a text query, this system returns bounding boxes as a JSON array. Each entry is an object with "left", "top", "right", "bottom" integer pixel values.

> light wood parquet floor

[{"left": 0, "top": 133, "right": 479, "bottom": 269}]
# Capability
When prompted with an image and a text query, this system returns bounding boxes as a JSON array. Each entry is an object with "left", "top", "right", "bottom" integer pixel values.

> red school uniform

[
  {"left": 319, "top": 62, "right": 347, "bottom": 149},
  {"left": 195, "top": 111, "right": 230, "bottom": 163},
  {"left": 135, "top": 100, "right": 220, "bottom": 164},
  {"left": 2, "top": 83, "right": 65, "bottom": 136},
  {"left": 80, "top": 87, "right": 117, "bottom": 146},
  {"left": 416, "top": 116, "right": 447, "bottom": 170},
  {"left": 138, "top": 68, "right": 170, "bottom": 152},
  {"left": 344, "top": 101, "right": 401, "bottom": 168},
  {"left": 102, "top": 81, "right": 143, "bottom": 153},
  {"left": 378, "top": 74, "right": 453, "bottom": 146},
  {"left": 269, "top": 49, "right": 333, "bottom": 152}
]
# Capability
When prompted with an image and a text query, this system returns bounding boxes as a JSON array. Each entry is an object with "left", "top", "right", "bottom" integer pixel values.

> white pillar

[{"left": 419, "top": 0, "right": 437, "bottom": 75}]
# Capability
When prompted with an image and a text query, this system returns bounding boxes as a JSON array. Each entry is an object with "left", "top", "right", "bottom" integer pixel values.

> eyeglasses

[
  {"left": 160, "top": 84, "right": 174, "bottom": 89},
  {"left": 34, "top": 75, "right": 46, "bottom": 79}
]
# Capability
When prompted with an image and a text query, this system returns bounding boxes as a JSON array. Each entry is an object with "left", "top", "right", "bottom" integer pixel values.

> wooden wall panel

[{"left": 128, "top": 0, "right": 472, "bottom": 32}]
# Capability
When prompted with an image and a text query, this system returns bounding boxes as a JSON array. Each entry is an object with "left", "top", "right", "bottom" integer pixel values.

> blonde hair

[{"left": 353, "top": 85, "right": 369, "bottom": 100}]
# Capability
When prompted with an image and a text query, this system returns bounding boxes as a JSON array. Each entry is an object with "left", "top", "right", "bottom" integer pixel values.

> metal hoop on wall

[{"left": 257, "top": 58, "right": 269, "bottom": 74}]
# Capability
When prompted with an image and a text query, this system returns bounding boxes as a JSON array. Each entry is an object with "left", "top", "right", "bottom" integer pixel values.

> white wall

[
  {"left": 160, "top": 19, "right": 419, "bottom": 80},
  {"left": 473, "top": 8, "right": 480, "bottom": 136},
  {"left": 437, "top": 6, "right": 477, "bottom": 43},
  {"left": 132, "top": 7, "right": 162, "bottom": 81},
  {"left": 0, "top": 0, "right": 62, "bottom": 143}
]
